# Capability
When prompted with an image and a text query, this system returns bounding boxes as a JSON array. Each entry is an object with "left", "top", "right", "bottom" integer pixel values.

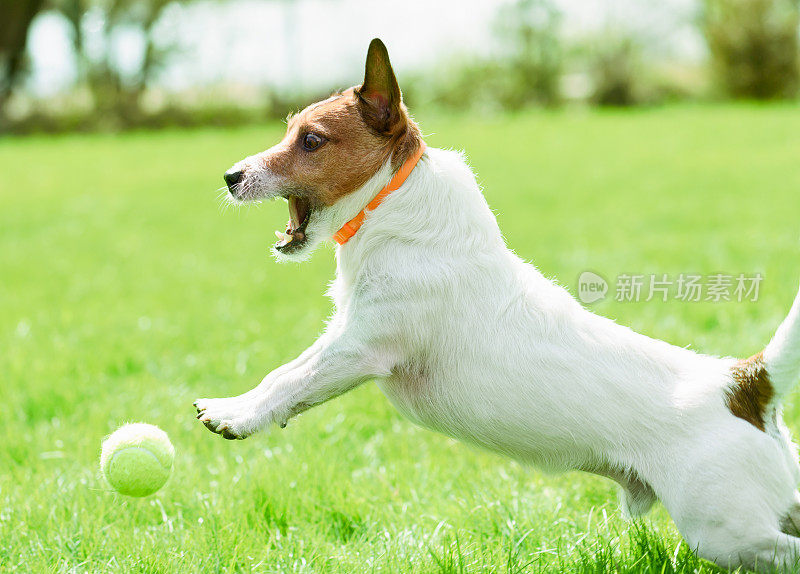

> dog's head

[{"left": 223, "top": 38, "right": 422, "bottom": 261}]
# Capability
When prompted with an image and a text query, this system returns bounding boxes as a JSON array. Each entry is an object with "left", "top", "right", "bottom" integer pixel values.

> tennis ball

[{"left": 100, "top": 423, "right": 174, "bottom": 497}]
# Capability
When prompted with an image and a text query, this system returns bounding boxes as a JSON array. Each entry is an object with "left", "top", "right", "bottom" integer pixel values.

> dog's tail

[
  {"left": 725, "top": 283, "right": 800, "bottom": 430},
  {"left": 764, "top": 282, "right": 800, "bottom": 399}
]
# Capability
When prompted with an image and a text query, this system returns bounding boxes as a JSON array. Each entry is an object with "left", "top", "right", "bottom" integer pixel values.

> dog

[{"left": 195, "top": 38, "right": 800, "bottom": 571}]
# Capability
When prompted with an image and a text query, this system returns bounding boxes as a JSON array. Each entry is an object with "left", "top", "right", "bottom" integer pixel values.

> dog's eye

[{"left": 302, "top": 133, "right": 324, "bottom": 151}]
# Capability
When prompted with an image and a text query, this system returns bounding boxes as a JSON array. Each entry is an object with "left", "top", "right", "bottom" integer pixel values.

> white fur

[
  {"left": 226, "top": 151, "right": 288, "bottom": 203},
  {"left": 198, "top": 147, "right": 800, "bottom": 572},
  {"left": 766, "top": 284, "right": 800, "bottom": 399}
]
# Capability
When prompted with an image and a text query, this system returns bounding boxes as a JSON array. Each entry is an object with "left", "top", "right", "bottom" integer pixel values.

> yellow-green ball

[{"left": 100, "top": 423, "right": 174, "bottom": 497}]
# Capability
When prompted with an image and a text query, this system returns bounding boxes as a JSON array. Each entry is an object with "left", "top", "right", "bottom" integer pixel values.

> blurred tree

[
  {"left": 588, "top": 35, "right": 641, "bottom": 106},
  {"left": 56, "top": 0, "right": 178, "bottom": 122},
  {"left": 493, "top": 0, "right": 563, "bottom": 107},
  {"left": 703, "top": 0, "right": 800, "bottom": 99},
  {"left": 0, "top": 0, "right": 46, "bottom": 113},
  {"left": 407, "top": 0, "right": 562, "bottom": 113}
]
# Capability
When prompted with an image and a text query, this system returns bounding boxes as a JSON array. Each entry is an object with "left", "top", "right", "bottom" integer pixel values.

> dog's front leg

[{"left": 194, "top": 322, "right": 391, "bottom": 440}]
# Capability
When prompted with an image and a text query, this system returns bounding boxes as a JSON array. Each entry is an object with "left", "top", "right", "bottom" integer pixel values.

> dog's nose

[{"left": 224, "top": 169, "right": 244, "bottom": 190}]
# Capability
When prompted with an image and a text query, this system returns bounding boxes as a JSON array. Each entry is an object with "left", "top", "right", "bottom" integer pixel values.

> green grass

[{"left": 2, "top": 104, "right": 799, "bottom": 572}]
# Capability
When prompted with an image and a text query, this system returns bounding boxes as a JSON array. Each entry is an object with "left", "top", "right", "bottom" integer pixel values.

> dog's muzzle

[{"left": 224, "top": 169, "right": 244, "bottom": 198}]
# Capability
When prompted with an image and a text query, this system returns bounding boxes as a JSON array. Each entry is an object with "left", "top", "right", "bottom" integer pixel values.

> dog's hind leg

[
  {"left": 660, "top": 431, "right": 800, "bottom": 572},
  {"left": 669, "top": 489, "right": 800, "bottom": 571},
  {"left": 686, "top": 525, "right": 800, "bottom": 572}
]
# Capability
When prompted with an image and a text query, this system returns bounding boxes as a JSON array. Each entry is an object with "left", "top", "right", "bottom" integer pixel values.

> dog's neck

[
  {"left": 334, "top": 143, "right": 426, "bottom": 245},
  {"left": 331, "top": 147, "right": 506, "bottom": 305},
  {"left": 330, "top": 157, "right": 405, "bottom": 292}
]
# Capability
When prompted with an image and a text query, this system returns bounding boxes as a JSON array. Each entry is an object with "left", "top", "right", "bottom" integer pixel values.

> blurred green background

[
  {"left": 2, "top": 0, "right": 800, "bottom": 571},
  {"left": 2, "top": 0, "right": 800, "bottom": 133}
]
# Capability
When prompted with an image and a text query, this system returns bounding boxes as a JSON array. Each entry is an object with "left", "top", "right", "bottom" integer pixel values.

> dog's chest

[
  {"left": 376, "top": 359, "right": 461, "bottom": 433},
  {"left": 374, "top": 357, "right": 585, "bottom": 468},
  {"left": 376, "top": 358, "right": 521, "bottom": 453},
  {"left": 378, "top": 361, "right": 435, "bottom": 426}
]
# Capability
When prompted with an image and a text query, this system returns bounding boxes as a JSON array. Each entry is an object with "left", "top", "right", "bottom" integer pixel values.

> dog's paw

[{"left": 193, "top": 397, "right": 259, "bottom": 440}]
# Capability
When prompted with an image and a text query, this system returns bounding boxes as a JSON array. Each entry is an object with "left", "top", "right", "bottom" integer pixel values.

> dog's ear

[{"left": 356, "top": 38, "right": 403, "bottom": 134}]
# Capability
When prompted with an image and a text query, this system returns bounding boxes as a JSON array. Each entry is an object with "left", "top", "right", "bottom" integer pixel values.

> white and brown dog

[{"left": 195, "top": 39, "right": 800, "bottom": 571}]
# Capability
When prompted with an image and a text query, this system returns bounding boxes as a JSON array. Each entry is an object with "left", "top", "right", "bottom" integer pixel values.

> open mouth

[{"left": 274, "top": 195, "right": 311, "bottom": 252}]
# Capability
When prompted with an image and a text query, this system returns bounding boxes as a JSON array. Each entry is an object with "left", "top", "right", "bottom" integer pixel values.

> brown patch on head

[
  {"left": 258, "top": 38, "right": 422, "bottom": 208},
  {"left": 725, "top": 351, "right": 774, "bottom": 431}
]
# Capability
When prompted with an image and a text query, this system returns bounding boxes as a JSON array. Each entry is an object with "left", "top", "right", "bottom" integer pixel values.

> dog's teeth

[{"left": 274, "top": 230, "right": 295, "bottom": 247}]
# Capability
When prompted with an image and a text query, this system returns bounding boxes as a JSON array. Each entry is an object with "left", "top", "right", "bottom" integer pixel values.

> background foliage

[{"left": 3, "top": 0, "right": 800, "bottom": 133}]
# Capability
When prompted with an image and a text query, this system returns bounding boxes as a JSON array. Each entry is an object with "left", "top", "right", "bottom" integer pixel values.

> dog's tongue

[
  {"left": 288, "top": 196, "right": 308, "bottom": 230},
  {"left": 275, "top": 196, "right": 309, "bottom": 247}
]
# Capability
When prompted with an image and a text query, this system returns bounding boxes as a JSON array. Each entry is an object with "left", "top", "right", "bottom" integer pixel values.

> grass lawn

[{"left": 2, "top": 105, "right": 799, "bottom": 572}]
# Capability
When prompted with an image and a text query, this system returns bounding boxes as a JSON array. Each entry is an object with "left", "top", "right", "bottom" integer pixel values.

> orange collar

[{"left": 334, "top": 143, "right": 426, "bottom": 245}]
